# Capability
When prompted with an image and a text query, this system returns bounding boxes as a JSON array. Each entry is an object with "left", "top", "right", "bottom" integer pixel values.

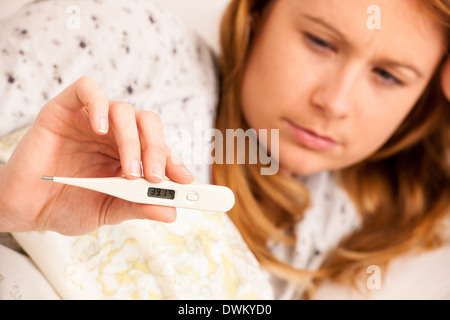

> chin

[{"left": 277, "top": 145, "right": 329, "bottom": 177}]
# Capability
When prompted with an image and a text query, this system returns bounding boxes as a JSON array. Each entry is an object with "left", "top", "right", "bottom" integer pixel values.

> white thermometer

[{"left": 42, "top": 176, "right": 235, "bottom": 213}]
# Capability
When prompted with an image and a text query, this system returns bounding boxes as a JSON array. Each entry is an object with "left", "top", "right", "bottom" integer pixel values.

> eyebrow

[
  {"left": 301, "top": 14, "right": 424, "bottom": 79},
  {"left": 380, "top": 61, "right": 424, "bottom": 78},
  {"left": 301, "top": 14, "right": 348, "bottom": 43}
]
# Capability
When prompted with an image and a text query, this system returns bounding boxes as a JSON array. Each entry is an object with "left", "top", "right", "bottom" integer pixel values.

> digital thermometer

[{"left": 41, "top": 176, "right": 235, "bottom": 213}]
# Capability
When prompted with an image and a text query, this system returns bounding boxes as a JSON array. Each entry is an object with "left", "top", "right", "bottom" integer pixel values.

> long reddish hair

[{"left": 212, "top": 0, "right": 450, "bottom": 296}]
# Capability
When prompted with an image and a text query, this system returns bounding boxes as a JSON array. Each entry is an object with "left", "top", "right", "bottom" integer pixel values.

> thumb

[{"left": 103, "top": 197, "right": 177, "bottom": 226}]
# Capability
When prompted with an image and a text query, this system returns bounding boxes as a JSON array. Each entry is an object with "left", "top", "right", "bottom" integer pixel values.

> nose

[{"left": 310, "top": 64, "right": 360, "bottom": 119}]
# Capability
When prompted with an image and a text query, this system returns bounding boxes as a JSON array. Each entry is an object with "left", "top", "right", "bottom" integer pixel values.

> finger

[
  {"left": 132, "top": 204, "right": 177, "bottom": 223},
  {"left": 441, "top": 57, "right": 450, "bottom": 101},
  {"left": 109, "top": 102, "right": 142, "bottom": 179},
  {"left": 105, "top": 198, "right": 177, "bottom": 225},
  {"left": 136, "top": 110, "right": 167, "bottom": 183},
  {"left": 164, "top": 145, "right": 195, "bottom": 184},
  {"left": 52, "top": 76, "right": 109, "bottom": 135}
]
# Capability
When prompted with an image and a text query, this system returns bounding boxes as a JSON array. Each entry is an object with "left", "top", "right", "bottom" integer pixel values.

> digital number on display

[{"left": 147, "top": 187, "right": 176, "bottom": 200}]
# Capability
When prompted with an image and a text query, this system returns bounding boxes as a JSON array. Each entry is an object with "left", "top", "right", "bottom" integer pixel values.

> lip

[{"left": 286, "top": 120, "right": 338, "bottom": 151}]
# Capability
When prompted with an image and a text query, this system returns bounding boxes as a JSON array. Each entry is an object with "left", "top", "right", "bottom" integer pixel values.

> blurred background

[
  {"left": 157, "top": 0, "right": 229, "bottom": 51},
  {"left": 0, "top": 0, "right": 230, "bottom": 51}
]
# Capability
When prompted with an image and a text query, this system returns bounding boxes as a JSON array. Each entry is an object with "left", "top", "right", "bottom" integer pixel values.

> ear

[{"left": 441, "top": 57, "right": 450, "bottom": 101}]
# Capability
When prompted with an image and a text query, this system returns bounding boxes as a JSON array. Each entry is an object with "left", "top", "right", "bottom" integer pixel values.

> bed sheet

[
  {"left": 0, "top": 127, "right": 274, "bottom": 300},
  {"left": 0, "top": 0, "right": 274, "bottom": 300}
]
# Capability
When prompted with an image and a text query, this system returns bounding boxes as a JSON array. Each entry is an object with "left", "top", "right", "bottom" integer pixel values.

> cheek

[
  {"left": 344, "top": 101, "right": 415, "bottom": 164},
  {"left": 241, "top": 34, "right": 284, "bottom": 123},
  {"left": 241, "top": 39, "right": 310, "bottom": 131}
]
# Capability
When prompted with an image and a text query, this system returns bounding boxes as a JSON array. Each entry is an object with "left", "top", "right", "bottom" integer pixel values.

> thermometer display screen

[{"left": 147, "top": 187, "right": 175, "bottom": 200}]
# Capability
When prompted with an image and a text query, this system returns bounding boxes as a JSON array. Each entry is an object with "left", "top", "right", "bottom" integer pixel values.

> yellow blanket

[{"left": 1, "top": 128, "right": 274, "bottom": 300}]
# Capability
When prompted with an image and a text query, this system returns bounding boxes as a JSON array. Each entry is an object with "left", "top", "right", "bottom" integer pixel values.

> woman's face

[{"left": 241, "top": 0, "right": 447, "bottom": 175}]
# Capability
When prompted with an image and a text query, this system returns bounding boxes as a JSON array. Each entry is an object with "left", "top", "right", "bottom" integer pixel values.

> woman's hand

[{"left": 0, "top": 77, "right": 194, "bottom": 235}]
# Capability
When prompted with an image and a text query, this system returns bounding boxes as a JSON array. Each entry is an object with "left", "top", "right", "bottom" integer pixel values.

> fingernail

[
  {"left": 179, "top": 165, "right": 193, "bottom": 177},
  {"left": 129, "top": 160, "right": 142, "bottom": 177},
  {"left": 151, "top": 163, "right": 164, "bottom": 181},
  {"left": 98, "top": 118, "right": 108, "bottom": 134},
  {"left": 170, "top": 153, "right": 183, "bottom": 165}
]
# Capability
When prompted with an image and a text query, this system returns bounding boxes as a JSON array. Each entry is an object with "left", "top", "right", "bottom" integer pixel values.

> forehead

[
  {"left": 280, "top": 0, "right": 446, "bottom": 68},
  {"left": 284, "top": 0, "right": 445, "bottom": 47},
  {"left": 287, "top": 0, "right": 437, "bottom": 29}
]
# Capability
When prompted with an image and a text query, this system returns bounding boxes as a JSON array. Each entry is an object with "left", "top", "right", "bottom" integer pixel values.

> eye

[
  {"left": 304, "top": 33, "right": 336, "bottom": 52},
  {"left": 374, "top": 68, "right": 404, "bottom": 86}
]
